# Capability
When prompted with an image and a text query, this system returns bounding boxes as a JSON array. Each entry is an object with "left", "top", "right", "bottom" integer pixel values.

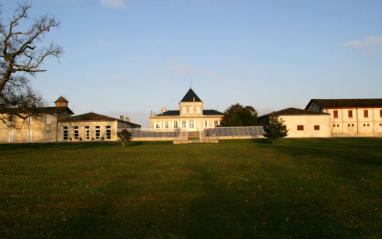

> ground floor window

[
  {"left": 106, "top": 126, "right": 111, "bottom": 139},
  {"left": 74, "top": 126, "right": 79, "bottom": 140},
  {"left": 314, "top": 125, "right": 320, "bottom": 130},
  {"left": 63, "top": 126, "right": 68, "bottom": 140},
  {"left": 204, "top": 121, "right": 208, "bottom": 128},
  {"left": 297, "top": 125, "right": 304, "bottom": 131},
  {"left": 182, "top": 121, "right": 187, "bottom": 128},
  {"left": 164, "top": 121, "right": 169, "bottom": 129},
  {"left": 95, "top": 126, "right": 100, "bottom": 139},
  {"left": 28, "top": 130, "right": 32, "bottom": 142},
  {"left": 189, "top": 120, "right": 194, "bottom": 129},
  {"left": 214, "top": 120, "right": 219, "bottom": 127},
  {"left": 9, "top": 131, "right": 13, "bottom": 143},
  {"left": 174, "top": 121, "right": 179, "bottom": 128},
  {"left": 85, "top": 126, "right": 90, "bottom": 140},
  {"left": 155, "top": 121, "right": 161, "bottom": 129}
]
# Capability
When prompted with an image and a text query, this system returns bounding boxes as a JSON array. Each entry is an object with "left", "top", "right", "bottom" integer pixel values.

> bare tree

[{"left": 0, "top": 1, "right": 63, "bottom": 126}]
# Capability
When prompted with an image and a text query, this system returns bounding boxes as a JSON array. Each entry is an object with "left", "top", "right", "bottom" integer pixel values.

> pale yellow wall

[
  {"left": 281, "top": 115, "right": 331, "bottom": 138},
  {"left": 58, "top": 121, "right": 118, "bottom": 141},
  {"left": 0, "top": 114, "right": 58, "bottom": 143},
  {"left": 324, "top": 108, "right": 382, "bottom": 136},
  {"left": 179, "top": 102, "right": 204, "bottom": 116},
  {"left": 149, "top": 115, "right": 222, "bottom": 131}
]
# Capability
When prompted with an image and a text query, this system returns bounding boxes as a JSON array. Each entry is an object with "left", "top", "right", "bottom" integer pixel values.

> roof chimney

[
  {"left": 125, "top": 117, "right": 130, "bottom": 122},
  {"left": 193, "top": 97, "right": 195, "bottom": 102},
  {"left": 120, "top": 115, "right": 124, "bottom": 121},
  {"left": 161, "top": 107, "right": 167, "bottom": 114},
  {"left": 150, "top": 111, "right": 153, "bottom": 117}
]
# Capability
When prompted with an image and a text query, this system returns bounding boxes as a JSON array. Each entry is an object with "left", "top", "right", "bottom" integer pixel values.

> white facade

[{"left": 150, "top": 88, "right": 223, "bottom": 132}]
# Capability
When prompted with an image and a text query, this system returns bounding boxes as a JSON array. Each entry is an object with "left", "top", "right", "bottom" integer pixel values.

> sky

[{"left": 1, "top": 0, "right": 382, "bottom": 127}]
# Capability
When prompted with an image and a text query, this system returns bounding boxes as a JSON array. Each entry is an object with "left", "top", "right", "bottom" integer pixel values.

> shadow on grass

[{"left": 128, "top": 142, "right": 143, "bottom": 147}]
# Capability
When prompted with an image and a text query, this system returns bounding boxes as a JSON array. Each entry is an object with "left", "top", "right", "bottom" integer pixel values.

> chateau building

[
  {"left": 259, "top": 99, "right": 382, "bottom": 138},
  {"left": 258, "top": 107, "right": 331, "bottom": 138},
  {"left": 0, "top": 96, "right": 140, "bottom": 143},
  {"left": 150, "top": 88, "right": 223, "bottom": 131},
  {"left": 305, "top": 99, "right": 382, "bottom": 137}
]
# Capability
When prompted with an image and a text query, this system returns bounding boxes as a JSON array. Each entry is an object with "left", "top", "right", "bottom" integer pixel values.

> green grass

[{"left": 0, "top": 139, "right": 381, "bottom": 238}]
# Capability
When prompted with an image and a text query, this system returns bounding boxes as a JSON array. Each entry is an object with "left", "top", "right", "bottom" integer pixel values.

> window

[
  {"left": 189, "top": 107, "right": 194, "bottom": 114},
  {"left": 282, "top": 125, "right": 287, "bottom": 131},
  {"left": 204, "top": 121, "right": 208, "bottom": 128},
  {"left": 164, "top": 121, "right": 169, "bottom": 129},
  {"left": 46, "top": 130, "right": 51, "bottom": 134},
  {"left": 95, "top": 126, "right": 100, "bottom": 139},
  {"left": 106, "top": 126, "right": 111, "bottom": 140},
  {"left": 348, "top": 110, "right": 353, "bottom": 118},
  {"left": 380, "top": 110, "right": 382, "bottom": 117},
  {"left": 364, "top": 110, "right": 368, "bottom": 118},
  {"left": 182, "top": 107, "right": 186, "bottom": 114},
  {"left": 28, "top": 130, "right": 32, "bottom": 142},
  {"left": 297, "top": 125, "right": 304, "bottom": 131},
  {"left": 46, "top": 115, "right": 51, "bottom": 125},
  {"left": 333, "top": 110, "right": 338, "bottom": 118},
  {"left": 214, "top": 120, "right": 219, "bottom": 127},
  {"left": 74, "top": 126, "right": 79, "bottom": 140},
  {"left": 9, "top": 131, "right": 13, "bottom": 143},
  {"left": 333, "top": 124, "right": 336, "bottom": 127},
  {"left": 155, "top": 121, "right": 161, "bottom": 129},
  {"left": 348, "top": 124, "right": 351, "bottom": 127},
  {"left": 352, "top": 124, "right": 354, "bottom": 127},
  {"left": 63, "top": 126, "right": 69, "bottom": 140},
  {"left": 182, "top": 121, "right": 187, "bottom": 128},
  {"left": 314, "top": 125, "right": 320, "bottom": 130},
  {"left": 85, "top": 126, "right": 90, "bottom": 140},
  {"left": 189, "top": 120, "right": 194, "bottom": 128},
  {"left": 196, "top": 107, "right": 200, "bottom": 114},
  {"left": 174, "top": 121, "right": 179, "bottom": 128}
]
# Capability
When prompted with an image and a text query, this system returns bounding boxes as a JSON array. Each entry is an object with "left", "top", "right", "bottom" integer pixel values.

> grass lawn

[{"left": 0, "top": 138, "right": 381, "bottom": 238}]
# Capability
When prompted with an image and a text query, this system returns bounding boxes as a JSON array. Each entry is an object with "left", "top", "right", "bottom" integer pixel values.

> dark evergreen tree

[
  {"left": 220, "top": 103, "right": 258, "bottom": 126},
  {"left": 263, "top": 112, "right": 288, "bottom": 144}
]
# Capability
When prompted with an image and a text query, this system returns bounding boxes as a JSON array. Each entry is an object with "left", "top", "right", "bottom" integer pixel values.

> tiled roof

[
  {"left": 180, "top": 88, "right": 202, "bottom": 102},
  {"left": 258, "top": 107, "right": 329, "bottom": 119},
  {"left": 59, "top": 112, "right": 120, "bottom": 122},
  {"left": 55, "top": 96, "right": 69, "bottom": 103},
  {"left": 1, "top": 106, "right": 74, "bottom": 115},
  {"left": 155, "top": 109, "right": 223, "bottom": 116},
  {"left": 306, "top": 99, "right": 382, "bottom": 109}
]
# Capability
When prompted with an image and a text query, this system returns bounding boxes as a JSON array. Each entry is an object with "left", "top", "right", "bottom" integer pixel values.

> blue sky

[{"left": 2, "top": 0, "right": 382, "bottom": 127}]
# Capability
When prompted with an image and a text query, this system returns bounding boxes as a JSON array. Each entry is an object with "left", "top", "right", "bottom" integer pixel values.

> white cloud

[
  {"left": 166, "top": 61, "right": 192, "bottom": 75},
  {"left": 100, "top": 0, "right": 126, "bottom": 9},
  {"left": 342, "top": 36, "right": 382, "bottom": 55}
]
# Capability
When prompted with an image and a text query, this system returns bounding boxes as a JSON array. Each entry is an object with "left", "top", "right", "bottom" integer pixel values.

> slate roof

[
  {"left": 180, "top": 88, "right": 202, "bottom": 102},
  {"left": 155, "top": 109, "right": 223, "bottom": 116},
  {"left": 306, "top": 99, "right": 382, "bottom": 109},
  {"left": 258, "top": 107, "right": 329, "bottom": 119}
]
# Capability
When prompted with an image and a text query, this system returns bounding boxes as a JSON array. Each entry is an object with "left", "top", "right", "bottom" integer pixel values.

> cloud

[
  {"left": 166, "top": 61, "right": 192, "bottom": 75},
  {"left": 342, "top": 36, "right": 382, "bottom": 55},
  {"left": 100, "top": 0, "right": 126, "bottom": 9}
]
